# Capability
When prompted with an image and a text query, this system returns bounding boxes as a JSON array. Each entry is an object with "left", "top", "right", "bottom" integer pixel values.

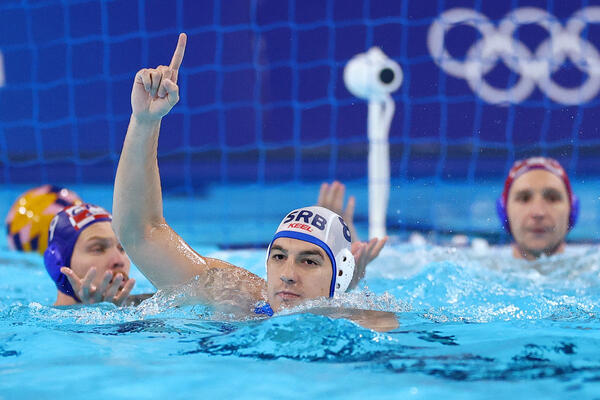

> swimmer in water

[
  {"left": 113, "top": 33, "right": 395, "bottom": 331},
  {"left": 497, "top": 157, "right": 579, "bottom": 260},
  {"left": 44, "top": 194, "right": 360, "bottom": 308},
  {"left": 44, "top": 203, "right": 137, "bottom": 306}
]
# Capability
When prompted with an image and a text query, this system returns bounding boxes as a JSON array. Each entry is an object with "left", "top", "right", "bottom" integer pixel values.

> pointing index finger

[{"left": 169, "top": 33, "right": 187, "bottom": 79}]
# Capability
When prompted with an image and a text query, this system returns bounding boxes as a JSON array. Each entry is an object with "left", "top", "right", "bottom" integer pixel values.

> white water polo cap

[{"left": 268, "top": 206, "right": 355, "bottom": 297}]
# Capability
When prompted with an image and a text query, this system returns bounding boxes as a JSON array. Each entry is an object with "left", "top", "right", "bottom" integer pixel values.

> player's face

[
  {"left": 70, "top": 222, "right": 131, "bottom": 288},
  {"left": 266, "top": 237, "right": 333, "bottom": 312},
  {"left": 507, "top": 170, "right": 570, "bottom": 260}
]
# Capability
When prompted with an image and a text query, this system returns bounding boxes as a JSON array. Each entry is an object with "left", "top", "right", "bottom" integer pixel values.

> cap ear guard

[
  {"left": 496, "top": 196, "right": 511, "bottom": 234},
  {"left": 569, "top": 195, "right": 579, "bottom": 230},
  {"left": 332, "top": 247, "right": 355, "bottom": 295},
  {"left": 44, "top": 241, "right": 79, "bottom": 301}
]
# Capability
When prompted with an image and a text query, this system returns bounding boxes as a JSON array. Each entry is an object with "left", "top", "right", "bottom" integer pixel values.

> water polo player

[
  {"left": 44, "top": 203, "right": 136, "bottom": 306},
  {"left": 113, "top": 33, "right": 394, "bottom": 330},
  {"left": 497, "top": 157, "right": 579, "bottom": 260}
]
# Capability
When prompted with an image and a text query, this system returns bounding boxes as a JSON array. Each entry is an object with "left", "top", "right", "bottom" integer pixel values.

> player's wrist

[{"left": 131, "top": 113, "right": 162, "bottom": 126}]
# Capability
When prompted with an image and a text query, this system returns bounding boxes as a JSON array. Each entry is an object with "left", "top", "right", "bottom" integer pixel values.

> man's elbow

[
  {"left": 112, "top": 217, "right": 162, "bottom": 249},
  {"left": 112, "top": 219, "right": 137, "bottom": 249}
]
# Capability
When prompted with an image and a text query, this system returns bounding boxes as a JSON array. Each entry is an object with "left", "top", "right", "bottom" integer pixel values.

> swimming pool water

[
  {"left": 2, "top": 241, "right": 600, "bottom": 399},
  {"left": 1, "top": 185, "right": 600, "bottom": 399}
]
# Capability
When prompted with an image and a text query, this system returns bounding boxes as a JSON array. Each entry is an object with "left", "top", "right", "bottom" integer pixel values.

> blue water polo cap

[{"left": 44, "top": 204, "right": 112, "bottom": 300}]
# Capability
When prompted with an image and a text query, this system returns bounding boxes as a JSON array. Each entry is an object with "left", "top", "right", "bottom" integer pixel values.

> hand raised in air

[
  {"left": 317, "top": 181, "right": 359, "bottom": 242},
  {"left": 317, "top": 181, "right": 388, "bottom": 290},
  {"left": 132, "top": 33, "right": 187, "bottom": 122}
]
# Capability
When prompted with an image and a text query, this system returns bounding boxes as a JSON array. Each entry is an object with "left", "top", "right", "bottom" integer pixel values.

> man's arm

[
  {"left": 112, "top": 34, "right": 265, "bottom": 305},
  {"left": 307, "top": 307, "right": 399, "bottom": 332}
]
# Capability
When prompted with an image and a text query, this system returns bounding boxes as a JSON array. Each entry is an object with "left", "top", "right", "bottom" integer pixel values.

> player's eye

[
  {"left": 302, "top": 257, "right": 321, "bottom": 266},
  {"left": 271, "top": 253, "right": 285, "bottom": 261},
  {"left": 89, "top": 245, "right": 105, "bottom": 253},
  {"left": 544, "top": 190, "right": 563, "bottom": 202},
  {"left": 514, "top": 191, "right": 531, "bottom": 202}
]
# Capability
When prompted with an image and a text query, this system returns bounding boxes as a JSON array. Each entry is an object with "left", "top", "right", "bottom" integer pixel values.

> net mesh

[{"left": 1, "top": 0, "right": 600, "bottom": 240}]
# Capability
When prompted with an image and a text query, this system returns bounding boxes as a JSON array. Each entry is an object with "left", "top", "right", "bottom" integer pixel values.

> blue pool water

[{"left": 1, "top": 184, "right": 600, "bottom": 399}]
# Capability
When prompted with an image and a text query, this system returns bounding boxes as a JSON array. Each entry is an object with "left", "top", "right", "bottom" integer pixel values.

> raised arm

[{"left": 112, "top": 34, "right": 265, "bottom": 304}]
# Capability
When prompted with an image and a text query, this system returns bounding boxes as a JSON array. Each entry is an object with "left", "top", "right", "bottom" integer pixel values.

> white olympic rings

[{"left": 427, "top": 7, "right": 600, "bottom": 105}]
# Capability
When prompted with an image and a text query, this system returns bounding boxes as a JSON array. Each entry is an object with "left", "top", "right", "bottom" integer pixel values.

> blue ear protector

[
  {"left": 496, "top": 195, "right": 580, "bottom": 235},
  {"left": 496, "top": 197, "right": 510, "bottom": 234},
  {"left": 569, "top": 195, "right": 580, "bottom": 230},
  {"left": 44, "top": 242, "right": 79, "bottom": 301}
]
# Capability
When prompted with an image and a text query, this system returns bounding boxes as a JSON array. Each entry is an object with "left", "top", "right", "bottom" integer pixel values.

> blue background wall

[{"left": 1, "top": 0, "right": 600, "bottom": 190}]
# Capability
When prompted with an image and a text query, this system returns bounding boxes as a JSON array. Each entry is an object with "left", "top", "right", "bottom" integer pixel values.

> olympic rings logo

[{"left": 427, "top": 7, "right": 600, "bottom": 105}]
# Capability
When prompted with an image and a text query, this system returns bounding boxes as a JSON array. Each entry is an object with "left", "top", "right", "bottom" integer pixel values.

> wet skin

[
  {"left": 507, "top": 170, "right": 570, "bottom": 260},
  {"left": 266, "top": 237, "right": 333, "bottom": 312},
  {"left": 56, "top": 221, "right": 134, "bottom": 305}
]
